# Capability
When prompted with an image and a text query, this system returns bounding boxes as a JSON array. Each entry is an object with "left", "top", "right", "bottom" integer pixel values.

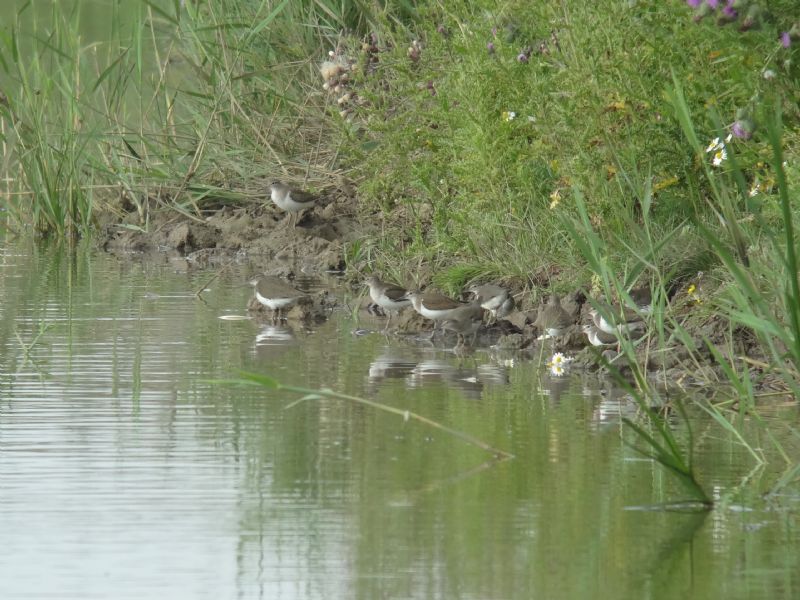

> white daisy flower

[
  {"left": 705, "top": 137, "right": 723, "bottom": 153},
  {"left": 502, "top": 110, "right": 516, "bottom": 122},
  {"left": 547, "top": 352, "right": 574, "bottom": 367},
  {"left": 712, "top": 148, "right": 727, "bottom": 167},
  {"left": 550, "top": 364, "right": 566, "bottom": 377}
]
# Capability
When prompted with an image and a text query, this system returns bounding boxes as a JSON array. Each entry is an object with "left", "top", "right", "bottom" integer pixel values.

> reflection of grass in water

[{"left": 15, "top": 320, "right": 53, "bottom": 358}]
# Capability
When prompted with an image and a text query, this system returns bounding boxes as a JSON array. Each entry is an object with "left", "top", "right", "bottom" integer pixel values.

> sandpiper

[
  {"left": 365, "top": 275, "right": 411, "bottom": 331},
  {"left": 442, "top": 314, "right": 483, "bottom": 349},
  {"left": 468, "top": 283, "right": 514, "bottom": 324},
  {"left": 269, "top": 181, "right": 317, "bottom": 227},
  {"left": 582, "top": 323, "right": 618, "bottom": 347},
  {"left": 405, "top": 291, "right": 482, "bottom": 339},
  {"left": 249, "top": 274, "right": 306, "bottom": 322},
  {"left": 589, "top": 303, "right": 645, "bottom": 337},
  {"left": 534, "top": 293, "right": 573, "bottom": 339},
  {"left": 628, "top": 286, "right": 653, "bottom": 314}
]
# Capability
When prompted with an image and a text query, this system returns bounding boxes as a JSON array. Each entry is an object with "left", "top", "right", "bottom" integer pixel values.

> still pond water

[{"left": 0, "top": 240, "right": 798, "bottom": 599}]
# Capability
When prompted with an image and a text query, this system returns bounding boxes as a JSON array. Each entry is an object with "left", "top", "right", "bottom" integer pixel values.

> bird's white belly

[
  {"left": 256, "top": 291, "right": 296, "bottom": 309},
  {"left": 374, "top": 295, "right": 409, "bottom": 311},
  {"left": 272, "top": 191, "right": 307, "bottom": 213},
  {"left": 419, "top": 305, "right": 454, "bottom": 320}
]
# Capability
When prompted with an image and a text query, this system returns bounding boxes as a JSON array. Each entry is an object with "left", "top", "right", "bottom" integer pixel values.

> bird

[
  {"left": 589, "top": 303, "right": 646, "bottom": 337},
  {"left": 365, "top": 275, "right": 411, "bottom": 331},
  {"left": 269, "top": 181, "right": 317, "bottom": 227},
  {"left": 405, "top": 291, "right": 483, "bottom": 339},
  {"left": 534, "top": 293, "right": 573, "bottom": 339},
  {"left": 627, "top": 286, "right": 653, "bottom": 314},
  {"left": 441, "top": 314, "right": 483, "bottom": 350},
  {"left": 249, "top": 274, "right": 306, "bottom": 322},
  {"left": 468, "top": 283, "right": 514, "bottom": 324},
  {"left": 582, "top": 323, "right": 618, "bottom": 347}
]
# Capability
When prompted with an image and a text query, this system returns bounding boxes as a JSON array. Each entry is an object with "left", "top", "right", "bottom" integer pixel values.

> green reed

[
  {"left": 563, "top": 190, "right": 712, "bottom": 506},
  {"left": 562, "top": 79, "right": 800, "bottom": 499},
  {"left": 0, "top": 0, "right": 382, "bottom": 236}
]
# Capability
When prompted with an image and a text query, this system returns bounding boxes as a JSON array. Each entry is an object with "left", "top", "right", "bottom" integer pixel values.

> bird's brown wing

[
  {"left": 384, "top": 285, "right": 409, "bottom": 301},
  {"left": 289, "top": 189, "right": 317, "bottom": 205},
  {"left": 423, "top": 293, "right": 464, "bottom": 310}
]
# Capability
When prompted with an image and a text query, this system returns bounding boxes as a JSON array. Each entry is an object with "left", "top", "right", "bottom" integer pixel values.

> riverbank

[
  {"left": 2, "top": 0, "right": 799, "bottom": 400},
  {"left": 96, "top": 189, "right": 780, "bottom": 398}
]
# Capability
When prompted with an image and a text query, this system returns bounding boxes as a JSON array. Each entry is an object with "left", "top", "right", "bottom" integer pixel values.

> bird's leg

[{"left": 452, "top": 333, "right": 463, "bottom": 352}]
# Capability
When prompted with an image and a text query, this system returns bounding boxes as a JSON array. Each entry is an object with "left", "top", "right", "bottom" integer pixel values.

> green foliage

[
  {"left": 345, "top": 0, "right": 800, "bottom": 283},
  {"left": 0, "top": 0, "right": 390, "bottom": 236}
]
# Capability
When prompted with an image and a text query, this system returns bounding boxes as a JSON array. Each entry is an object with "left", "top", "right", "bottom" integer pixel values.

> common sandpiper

[
  {"left": 468, "top": 283, "right": 514, "bottom": 325},
  {"left": 269, "top": 181, "right": 317, "bottom": 228},
  {"left": 534, "top": 293, "right": 573, "bottom": 339},
  {"left": 365, "top": 275, "right": 411, "bottom": 331},
  {"left": 250, "top": 274, "right": 306, "bottom": 322}
]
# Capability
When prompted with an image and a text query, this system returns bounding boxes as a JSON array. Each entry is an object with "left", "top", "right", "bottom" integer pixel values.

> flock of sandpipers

[
  {"left": 250, "top": 270, "right": 651, "bottom": 351},
  {"left": 255, "top": 181, "right": 652, "bottom": 350}
]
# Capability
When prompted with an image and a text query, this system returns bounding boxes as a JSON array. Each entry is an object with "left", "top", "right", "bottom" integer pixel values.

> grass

[
  {"left": 343, "top": 1, "right": 799, "bottom": 289},
  {"left": 1, "top": 0, "right": 800, "bottom": 497},
  {"left": 0, "top": 0, "right": 387, "bottom": 235}
]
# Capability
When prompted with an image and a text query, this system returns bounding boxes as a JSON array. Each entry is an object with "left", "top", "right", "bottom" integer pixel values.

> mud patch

[{"left": 101, "top": 186, "right": 371, "bottom": 275}]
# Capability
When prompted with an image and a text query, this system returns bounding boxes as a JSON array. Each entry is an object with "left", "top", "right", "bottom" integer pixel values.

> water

[{"left": 0, "top": 240, "right": 798, "bottom": 600}]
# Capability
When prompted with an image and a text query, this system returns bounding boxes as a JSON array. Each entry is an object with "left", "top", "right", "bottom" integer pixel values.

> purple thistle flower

[
  {"left": 686, "top": 0, "right": 701, "bottom": 7},
  {"left": 722, "top": 4, "right": 737, "bottom": 19},
  {"left": 707, "top": 0, "right": 719, "bottom": 9},
  {"left": 731, "top": 121, "right": 752, "bottom": 140},
  {"left": 487, "top": 42, "right": 495, "bottom": 54},
  {"left": 781, "top": 31, "right": 792, "bottom": 48}
]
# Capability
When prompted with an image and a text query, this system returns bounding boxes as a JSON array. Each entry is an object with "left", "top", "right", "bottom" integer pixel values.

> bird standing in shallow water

[
  {"left": 441, "top": 314, "right": 483, "bottom": 350},
  {"left": 250, "top": 274, "right": 306, "bottom": 322},
  {"left": 365, "top": 275, "right": 411, "bottom": 331},
  {"left": 269, "top": 181, "right": 317, "bottom": 228},
  {"left": 406, "top": 291, "right": 483, "bottom": 339}
]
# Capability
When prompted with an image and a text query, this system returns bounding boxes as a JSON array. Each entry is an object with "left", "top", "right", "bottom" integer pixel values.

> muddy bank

[
  {"left": 97, "top": 187, "right": 778, "bottom": 394},
  {"left": 100, "top": 184, "right": 367, "bottom": 274}
]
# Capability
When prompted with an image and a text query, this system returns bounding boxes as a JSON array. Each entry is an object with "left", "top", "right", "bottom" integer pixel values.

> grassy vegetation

[
  {"left": 345, "top": 1, "right": 799, "bottom": 288},
  {"left": 0, "top": 0, "right": 378, "bottom": 235},
  {"left": 1, "top": 0, "right": 799, "bottom": 496}
]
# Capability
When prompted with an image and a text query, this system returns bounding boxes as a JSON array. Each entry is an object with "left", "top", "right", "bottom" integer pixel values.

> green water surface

[{"left": 0, "top": 241, "right": 798, "bottom": 599}]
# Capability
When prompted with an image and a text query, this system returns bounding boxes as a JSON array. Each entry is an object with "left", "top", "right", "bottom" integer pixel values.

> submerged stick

[{"left": 237, "top": 372, "right": 515, "bottom": 460}]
